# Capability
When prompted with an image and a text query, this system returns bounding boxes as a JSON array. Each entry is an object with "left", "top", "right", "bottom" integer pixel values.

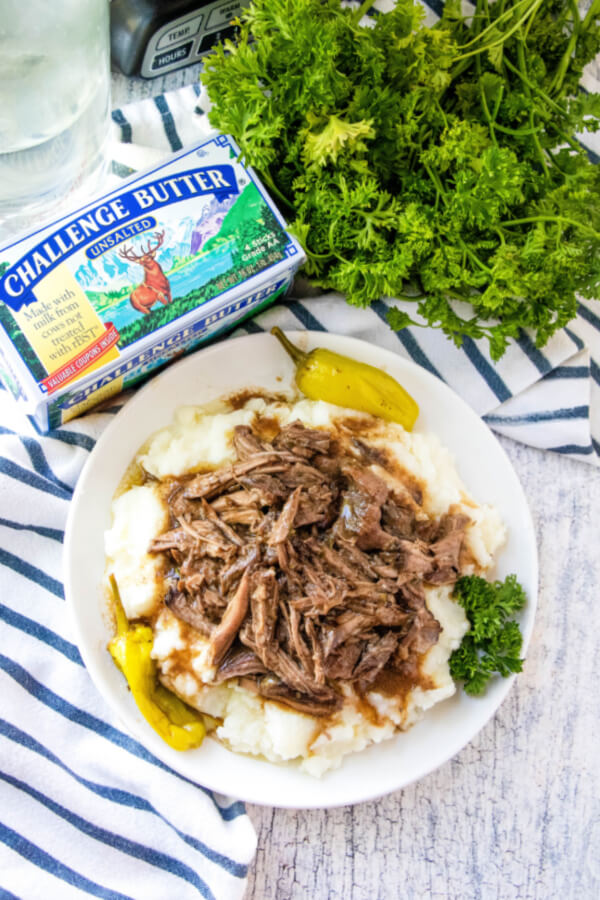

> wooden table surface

[{"left": 112, "top": 67, "right": 600, "bottom": 900}]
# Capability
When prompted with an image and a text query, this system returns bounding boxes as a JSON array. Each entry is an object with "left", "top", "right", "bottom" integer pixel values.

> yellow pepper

[
  {"left": 271, "top": 327, "right": 419, "bottom": 431},
  {"left": 107, "top": 575, "right": 205, "bottom": 751}
]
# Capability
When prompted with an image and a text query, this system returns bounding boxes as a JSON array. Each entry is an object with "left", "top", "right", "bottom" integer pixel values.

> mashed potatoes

[{"left": 104, "top": 395, "right": 506, "bottom": 776}]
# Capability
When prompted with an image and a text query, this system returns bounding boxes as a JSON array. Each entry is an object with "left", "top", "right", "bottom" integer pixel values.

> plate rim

[{"left": 63, "top": 329, "right": 538, "bottom": 808}]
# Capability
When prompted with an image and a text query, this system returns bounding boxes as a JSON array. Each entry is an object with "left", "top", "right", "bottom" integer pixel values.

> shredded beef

[
  {"left": 268, "top": 487, "right": 302, "bottom": 545},
  {"left": 353, "top": 631, "right": 399, "bottom": 691},
  {"left": 232, "top": 426, "right": 268, "bottom": 460},
  {"left": 150, "top": 417, "right": 470, "bottom": 717},
  {"left": 165, "top": 588, "right": 215, "bottom": 637},
  {"left": 273, "top": 420, "right": 331, "bottom": 458},
  {"left": 215, "top": 647, "right": 267, "bottom": 682},
  {"left": 256, "top": 681, "right": 342, "bottom": 717},
  {"left": 207, "top": 570, "right": 252, "bottom": 667}
]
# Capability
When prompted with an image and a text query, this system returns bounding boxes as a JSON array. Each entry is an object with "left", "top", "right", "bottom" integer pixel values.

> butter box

[{"left": 0, "top": 134, "right": 305, "bottom": 431}]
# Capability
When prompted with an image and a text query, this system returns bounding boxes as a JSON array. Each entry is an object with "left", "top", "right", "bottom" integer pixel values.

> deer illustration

[{"left": 118, "top": 231, "right": 172, "bottom": 315}]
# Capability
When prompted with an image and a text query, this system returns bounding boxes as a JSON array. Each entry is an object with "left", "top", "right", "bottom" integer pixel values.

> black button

[
  {"left": 197, "top": 24, "right": 238, "bottom": 55},
  {"left": 151, "top": 40, "right": 193, "bottom": 70}
]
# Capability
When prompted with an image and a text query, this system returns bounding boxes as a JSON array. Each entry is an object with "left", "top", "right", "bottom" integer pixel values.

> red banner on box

[{"left": 41, "top": 323, "right": 120, "bottom": 394}]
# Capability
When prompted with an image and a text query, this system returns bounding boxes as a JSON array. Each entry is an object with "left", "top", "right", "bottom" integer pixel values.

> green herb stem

[
  {"left": 423, "top": 163, "right": 447, "bottom": 202},
  {"left": 453, "top": 0, "right": 543, "bottom": 63},
  {"left": 353, "top": 0, "right": 377, "bottom": 24},
  {"left": 492, "top": 121, "right": 542, "bottom": 136},
  {"left": 501, "top": 215, "right": 600, "bottom": 239},
  {"left": 516, "top": 37, "right": 549, "bottom": 177},
  {"left": 582, "top": 0, "right": 600, "bottom": 33},
  {"left": 258, "top": 170, "right": 295, "bottom": 214},
  {"left": 477, "top": 57, "right": 498, "bottom": 148},
  {"left": 455, "top": 0, "right": 536, "bottom": 51},
  {"left": 460, "top": 240, "right": 493, "bottom": 274},
  {"left": 550, "top": 0, "right": 580, "bottom": 95},
  {"left": 502, "top": 56, "right": 567, "bottom": 117}
]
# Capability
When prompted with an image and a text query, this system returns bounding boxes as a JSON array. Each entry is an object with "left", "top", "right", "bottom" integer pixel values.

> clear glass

[{"left": 0, "top": 0, "right": 111, "bottom": 242}]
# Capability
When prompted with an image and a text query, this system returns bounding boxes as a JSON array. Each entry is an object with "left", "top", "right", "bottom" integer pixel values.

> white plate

[{"left": 64, "top": 331, "right": 537, "bottom": 808}]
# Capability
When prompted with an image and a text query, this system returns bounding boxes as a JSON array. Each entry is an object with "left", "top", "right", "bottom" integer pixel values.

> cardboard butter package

[{"left": 0, "top": 134, "right": 305, "bottom": 431}]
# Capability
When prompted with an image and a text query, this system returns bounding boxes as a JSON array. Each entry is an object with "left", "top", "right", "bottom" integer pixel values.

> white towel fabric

[{"left": 2, "top": 8, "right": 600, "bottom": 899}]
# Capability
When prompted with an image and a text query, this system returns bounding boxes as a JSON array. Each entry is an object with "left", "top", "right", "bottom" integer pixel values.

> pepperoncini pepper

[
  {"left": 107, "top": 575, "right": 205, "bottom": 751},
  {"left": 271, "top": 327, "right": 419, "bottom": 431}
]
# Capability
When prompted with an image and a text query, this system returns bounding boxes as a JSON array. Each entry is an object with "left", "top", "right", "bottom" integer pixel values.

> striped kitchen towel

[{"left": 0, "top": 378, "right": 257, "bottom": 898}]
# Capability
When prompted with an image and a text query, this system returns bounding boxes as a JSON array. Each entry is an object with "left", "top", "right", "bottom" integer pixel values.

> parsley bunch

[
  {"left": 449, "top": 574, "right": 527, "bottom": 695},
  {"left": 202, "top": 0, "right": 600, "bottom": 358}
]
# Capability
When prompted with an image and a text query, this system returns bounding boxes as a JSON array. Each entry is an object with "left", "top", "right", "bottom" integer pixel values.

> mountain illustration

[
  {"left": 75, "top": 252, "right": 131, "bottom": 289},
  {"left": 190, "top": 195, "right": 236, "bottom": 254},
  {"left": 202, "top": 182, "right": 269, "bottom": 254}
]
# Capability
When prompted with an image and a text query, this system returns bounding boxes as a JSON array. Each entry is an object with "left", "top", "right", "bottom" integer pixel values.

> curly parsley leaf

[
  {"left": 449, "top": 574, "right": 527, "bottom": 696},
  {"left": 202, "top": 0, "right": 600, "bottom": 357}
]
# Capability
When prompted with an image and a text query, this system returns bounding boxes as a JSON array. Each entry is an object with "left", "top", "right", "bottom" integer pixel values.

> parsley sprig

[
  {"left": 202, "top": 0, "right": 600, "bottom": 358},
  {"left": 449, "top": 574, "right": 527, "bottom": 695}
]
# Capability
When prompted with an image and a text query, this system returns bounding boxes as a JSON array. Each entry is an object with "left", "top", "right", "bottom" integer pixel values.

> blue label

[
  {"left": 85, "top": 217, "right": 157, "bottom": 259},
  {"left": 0, "top": 164, "right": 238, "bottom": 312}
]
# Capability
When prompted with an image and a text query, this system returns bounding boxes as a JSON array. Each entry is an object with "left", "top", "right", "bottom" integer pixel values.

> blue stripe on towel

[
  {"left": 515, "top": 331, "right": 552, "bottom": 375},
  {"left": 26, "top": 415, "right": 96, "bottom": 452},
  {"left": 243, "top": 319, "right": 264, "bottom": 334},
  {"left": 421, "top": 0, "right": 444, "bottom": 17},
  {"left": 0, "top": 604, "right": 82, "bottom": 665},
  {"left": 0, "top": 457, "right": 72, "bottom": 501},
  {"left": 214, "top": 799, "right": 247, "bottom": 821},
  {"left": 18, "top": 437, "right": 73, "bottom": 496},
  {"left": 177, "top": 831, "right": 248, "bottom": 877},
  {"left": 286, "top": 300, "right": 327, "bottom": 332},
  {"left": 111, "top": 109, "right": 132, "bottom": 144},
  {"left": 0, "top": 717, "right": 160, "bottom": 812},
  {"left": 0, "top": 820, "right": 133, "bottom": 900},
  {"left": 371, "top": 300, "right": 443, "bottom": 380},
  {"left": 580, "top": 140, "right": 600, "bottom": 165},
  {"left": 547, "top": 443, "right": 595, "bottom": 455},
  {"left": 484, "top": 406, "right": 589, "bottom": 426},
  {"left": 0, "top": 548, "right": 64, "bottom": 599},
  {"left": 0, "top": 772, "right": 216, "bottom": 900},
  {"left": 577, "top": 303, "right": 600, "bottom": 334},
  {"left": 0, "top": 654, "right": 186, "bottom": 767},
  {"left": 153, "top": 96, "right": 183, "bottom": 151},
  {"left": 543, "top": 367, "right": 589, "bottom": 380},
  {"left": 460, "top": 337, "right": 512, "bottom": 402},
  {"left": 564, "top": 326, "right": 585, "bottom": 351},
  {"left": 0, "top": 719, "right": 248, "bottom": 879},
  {"left": 0, "top": 518, "right": 63, "bottom": 542},
  {"left": 0, "top": 654, "right": 244, "bottom": 822},
  {"left": 46, "top": 430, "right": 96, "bottom": 452}
]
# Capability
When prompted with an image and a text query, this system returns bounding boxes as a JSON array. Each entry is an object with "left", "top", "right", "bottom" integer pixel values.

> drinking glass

[{"left": 0, "top": 0, "right": 111, "bottom": 242}]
